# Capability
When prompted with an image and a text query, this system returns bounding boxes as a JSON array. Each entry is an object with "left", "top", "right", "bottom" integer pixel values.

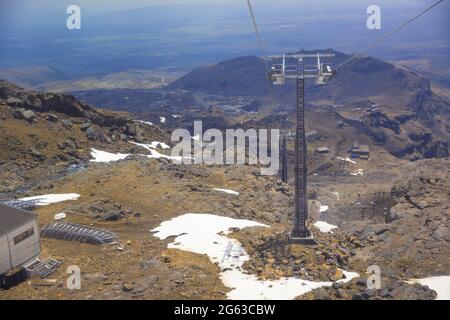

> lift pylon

[{"left": 268, "top": 53, "right": 335, "bottom": 245}]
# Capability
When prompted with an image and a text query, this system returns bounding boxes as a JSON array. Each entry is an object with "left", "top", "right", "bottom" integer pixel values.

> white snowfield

[
  {"left": 313, "top": 221, "right": 338, "bottom": 233},
  {"left": 160, "top": 116, "right": 166, "bottom": 123},
  {"left": 90, "top": 148, "right": 130, "bottom": 163},
  {"left": 19, "top": 193, "right": 80, "bottom": 206},
  {"left": 152, "top": 213, "right": 359, "bottom": 300},
  {"left": 319, "top": 205, "right": 329, "bottom": 213},
  {"left": 212, "top": 188, "right": 240, "bottom": 195},
  {"left": 408, "top": 276, "right": 450, "bottom": 300}
]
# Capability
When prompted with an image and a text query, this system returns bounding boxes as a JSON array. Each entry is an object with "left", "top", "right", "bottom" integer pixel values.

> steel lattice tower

[
  {"left": 268, "top": 53, "right": 335, "bottom": 244},
  {"left": 292, "top": 76, "right": 310, "bottom": 238},
  {"left": 281, "top": 136, "right": 288, "bottom": 183}
]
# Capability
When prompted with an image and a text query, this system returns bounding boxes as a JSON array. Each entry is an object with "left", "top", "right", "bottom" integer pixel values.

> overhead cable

[{"left": 336, "top": 0, "right": 447, "bottom": 70}]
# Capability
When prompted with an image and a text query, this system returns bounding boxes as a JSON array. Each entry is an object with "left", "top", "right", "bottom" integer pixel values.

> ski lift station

[{"left": 0, "top": 204, "right": 41, "bottom": 276}]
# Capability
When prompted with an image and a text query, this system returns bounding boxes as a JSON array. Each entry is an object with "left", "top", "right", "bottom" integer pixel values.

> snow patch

[
  {"left": 408, "top": 276, "right": 450, "bottom": 300},
  {"left": 313, "top": 221, "right": 338, "bottom": 233},
  {"left": 134, "top": 120, "right": 153, "bottom": 126},
  {"left": 90, "top": 149, "right": 130, "bottom": 163},
  {"left": 129, "top": 141, "right": 190, "bottom": 162},
  {"left": 142, "top": 149, "right": 186, "bottom": 162},
  {"left": 213, "top": 188, "right": 240, "bottom": 195},
  {"left": 19, "top": 193, "right": 80, "bottom": 206},
  {"left": 149, "top": 141, "right": 170, "bottom": 149},
  {"left": 350, "top": 169, "right": 364, "bottom": 176},
  {"left": 53, "top": 212, "right": 67, "bottom": 221},
  {"left": 160, "top": 116, "right": 166, "bottom": 123},
  {"left": 319, "top": 205, "right": 329, "bottom": 213},
  {"left": 151, "top": 213, "right": 358, "bottom": 300},
  {"left": 337, "top": 157, "right": 357, "bottom": 164}
]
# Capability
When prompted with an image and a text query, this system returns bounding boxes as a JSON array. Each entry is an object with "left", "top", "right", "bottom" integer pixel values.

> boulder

[
  {"left": 13, "top": 109, "right": 35, "bottom": 122},
  {"left": 7, "top": 97, "right": 24, "bottom": 107},
  {"left": 432, "top": 224, "right": 449, "bottom": 241},
  {"left": 80, "top": 123, "right": 91, "bottom": 131},
  {"left": 336, "top": 289, "right": 349, "bottom": 299},
  {"left": 22, "top": 94, "right": 42, "bottom": 109},
  {"left": 47, "top": 114, "right": 59, "bottom": 122},
  {"left": 57, "top": 142, "right": 67, "bottom": 150},
  {"left": 64, "top": 139, "right": 77, "bottom": 149},
  {"left": 121, "top": 282, "right": 134, "bottom": 292},
  {"left": 330, "top": 269, "right": 344, "bottom": 281},
  {"left": 61, "top": 119, "right": 73, "bottom": 128},
  {"left": 86, "top": 127, "right": 96, "bottom": 141},
  {"left": 42, "top": 93, "right": 87, "bottom": 117},
  {"left": 103, "top": 212, "right": 123, "bottom": 222},
  {"left": 135, "top": 126, "right": 145, "bottom": 142},
  {"left": 126, "top": 123, "right": 137, "bottom": 136},
  {"left": 30, "top": 149, "right": 45, "bottom": 161}
]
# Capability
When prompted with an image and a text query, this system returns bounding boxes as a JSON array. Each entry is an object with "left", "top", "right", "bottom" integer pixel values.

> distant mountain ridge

[
  {"left": 169, "top": 56, "right": 270, "bottom": 97},
  {"left": 169, "top": 49, "right": 432, "bottom": 103},
  {"left": 0, "top": 67, "right": 67, "bottom": 88},
  {"left": 168, "top": 49, "right": 449, "bottom": 159}
]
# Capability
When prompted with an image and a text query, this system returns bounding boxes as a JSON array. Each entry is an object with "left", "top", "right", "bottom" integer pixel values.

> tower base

[{"left": 288, "top": 231, "right": 317, "bottom": 246}]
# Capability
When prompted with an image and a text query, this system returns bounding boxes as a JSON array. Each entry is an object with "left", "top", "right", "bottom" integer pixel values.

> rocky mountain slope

[
  {"left": 0, "top": 79, "right": 448, "bottom": 300},
  {"left": 0, "top": 80, "right": 169, "bottom": 194},
  {"left": 73, "top": 50, "right": 449, "bottom": 161}
]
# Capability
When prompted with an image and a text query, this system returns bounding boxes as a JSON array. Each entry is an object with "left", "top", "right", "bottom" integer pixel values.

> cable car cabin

[
  {"left": 315, "top": 61, "right": 335, "bottom": 85},
  {"left": 0, "top": 204, "right": 40, "bottom": 276},
  {"left": 268, "top": 63, "right": 285, "bottom": 86},
  {"left": 268, "top": 70, "right": 285, "bottom": 85}
]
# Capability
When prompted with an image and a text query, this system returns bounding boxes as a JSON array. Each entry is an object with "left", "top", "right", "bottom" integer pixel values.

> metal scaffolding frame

[
  {"left": 2, "top": 199, "right": 39, "bottom": 211},
  {"left": 41, "top": 222, "right": 119, "bottom": 245},
  {"left": 24, "top": 258, "right": 62, "bottom": 279}
]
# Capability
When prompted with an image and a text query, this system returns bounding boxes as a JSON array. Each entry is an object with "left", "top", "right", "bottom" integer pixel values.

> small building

[
  {"left": 0, "top": 204, "right": 40, "bottom": 276},
  {"left": 316, "top": 146, "right": 330, "bottom": 154},
  {"left": 351, "top": 141, "right": 370, "bottom": 160}
]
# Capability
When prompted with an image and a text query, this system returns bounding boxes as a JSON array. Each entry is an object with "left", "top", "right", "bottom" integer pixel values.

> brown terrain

[{"left": 0, "top": 77, "right": 448, "bottom": 300}]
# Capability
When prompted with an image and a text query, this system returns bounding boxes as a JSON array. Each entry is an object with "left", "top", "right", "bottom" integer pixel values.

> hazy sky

[
  {"left": 0, "top": 0, "right": 437, "bottom": 16},
  {"left": 0, "top": 0, "right": 448, "bottom": 74}
]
